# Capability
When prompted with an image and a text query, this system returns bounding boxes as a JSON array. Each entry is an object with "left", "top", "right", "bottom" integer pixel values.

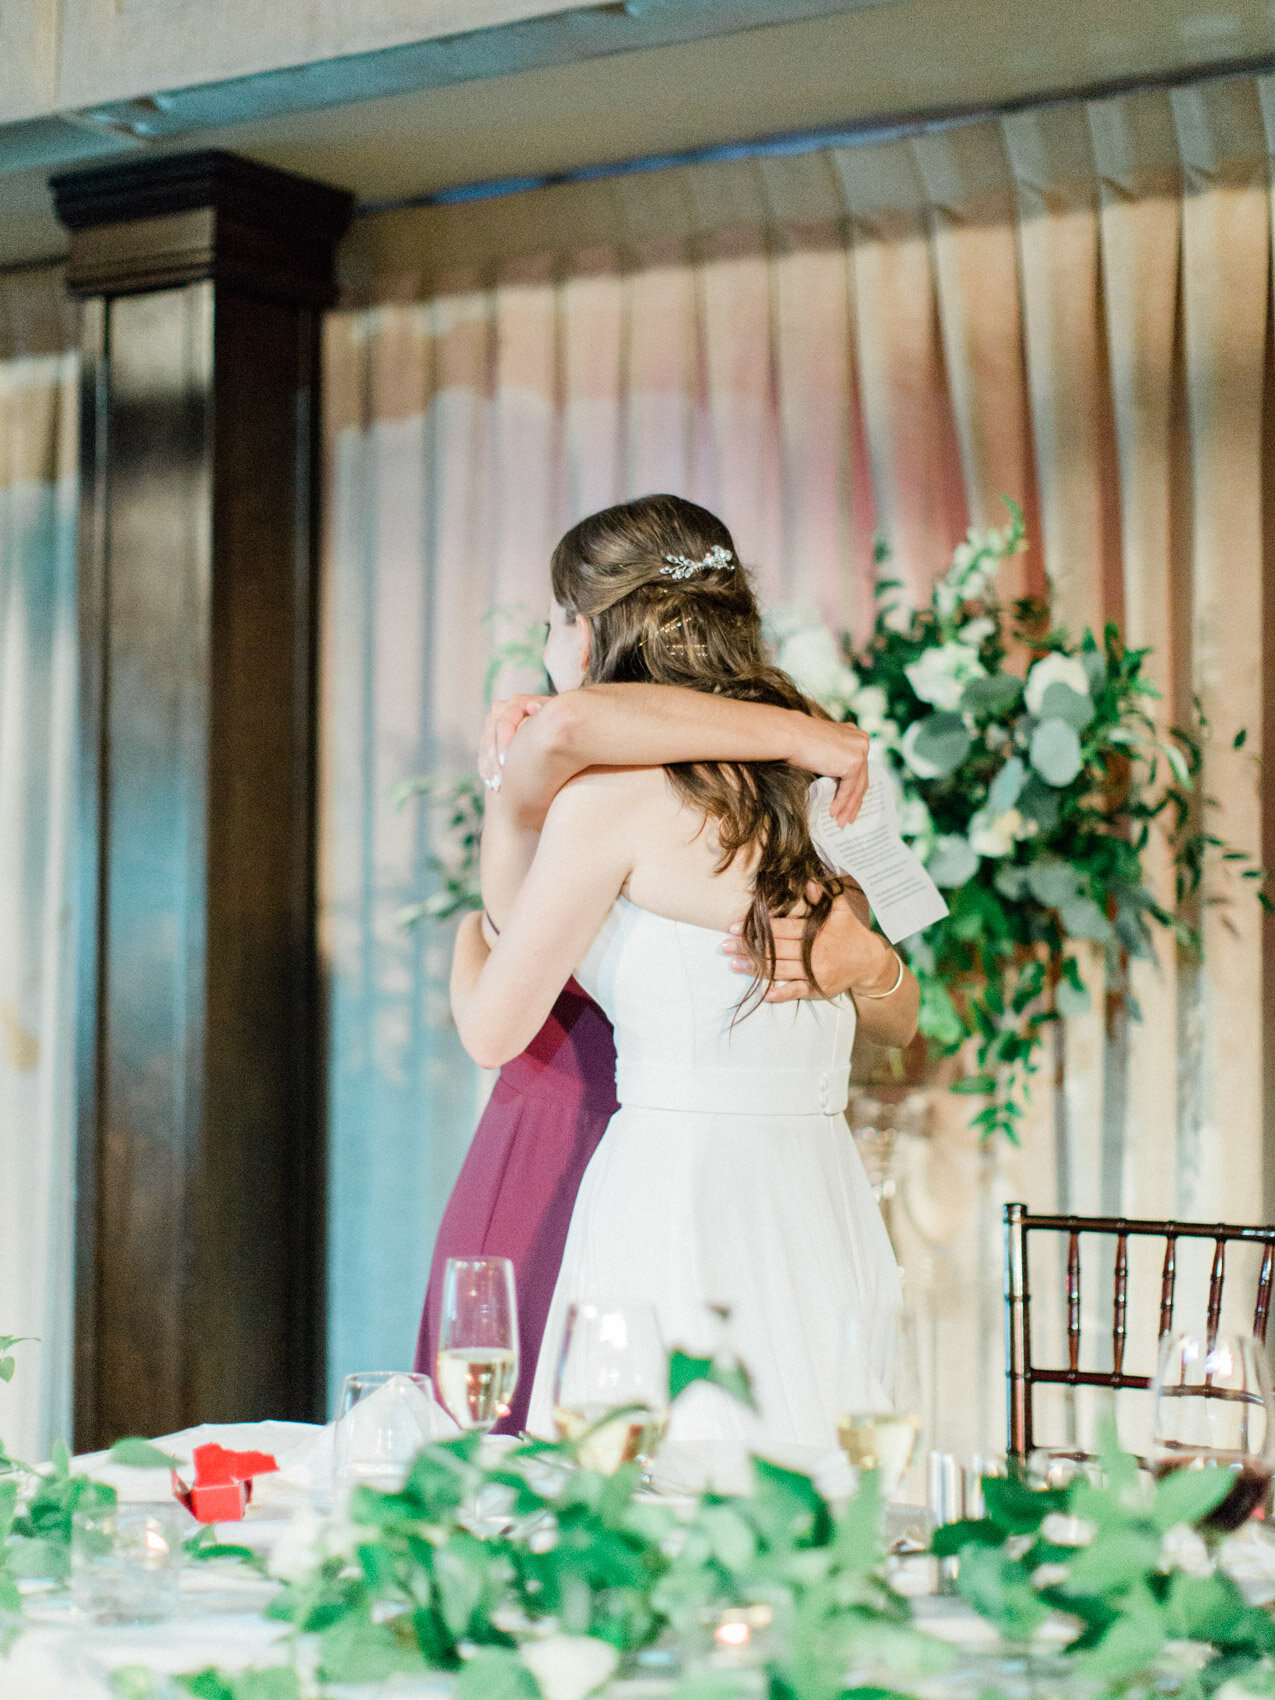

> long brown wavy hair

[{"left": 551, "top": 492, "right": 845, "bottom": 1006}]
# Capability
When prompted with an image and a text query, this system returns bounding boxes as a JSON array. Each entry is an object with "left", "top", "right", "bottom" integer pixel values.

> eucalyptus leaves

[
  {"left": 934, "top": 1429, "right": 1275, "bottom": 1690},
  {"left": 109, "top": 1423, "right": 1275, "bottom": 1700},
  {"left": 0, "top": 1336, "right": 26, "bottom": 1385},
  {"left": 6, "top": 1335, "right": 1275, "bottom": 1699},
  {"left": 770, "top": 504, "right": 1266, "bottom": 1144}
]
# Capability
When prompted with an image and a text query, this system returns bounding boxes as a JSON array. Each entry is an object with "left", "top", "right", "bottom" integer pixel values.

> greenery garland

[{"left": 7, "top": 1342, "right": 1275, "bottom": 1700}]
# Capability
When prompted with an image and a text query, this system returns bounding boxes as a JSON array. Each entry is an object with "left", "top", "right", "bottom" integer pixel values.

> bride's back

[
  {"left": 565, "top": 764, "right": 855, "bottom": 1100},
  {"left": 590, "top": 764, "right": 760, "bottom": 935},
  {"left": 552, "top": 493, "right": 845, "bottom": 991}
]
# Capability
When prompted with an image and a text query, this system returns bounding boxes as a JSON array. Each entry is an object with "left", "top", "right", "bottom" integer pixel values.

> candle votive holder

[{"left": 70, "top": 1502, "right": 183, "bottom": 1624}]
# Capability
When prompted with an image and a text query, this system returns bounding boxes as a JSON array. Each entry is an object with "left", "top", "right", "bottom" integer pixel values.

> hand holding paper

[{"left": 807, "top": 759, "right": 948, "bottom": 944}]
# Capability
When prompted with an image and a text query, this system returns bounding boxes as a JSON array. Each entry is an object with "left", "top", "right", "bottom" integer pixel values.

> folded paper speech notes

[{"left": 808, "top": 760, "right": 949, "bottom": 944}]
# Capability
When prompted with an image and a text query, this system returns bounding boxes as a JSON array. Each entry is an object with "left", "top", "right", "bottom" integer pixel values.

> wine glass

[
  {"left": 553, "top": 1299, "right": 668, "bottom": 1474},
  {"left": 1150, "top": 1331, "right": 1275, "bottom": 1534},
  {"left": 333, "top": 1370, "right": 438, "bottom": 1504},
  {"left": 836, "top": 1307, "right": 923, "bottom": 1501},
  {"left": 436, "top": 1257, "right": 519, "bottom": 1433}
]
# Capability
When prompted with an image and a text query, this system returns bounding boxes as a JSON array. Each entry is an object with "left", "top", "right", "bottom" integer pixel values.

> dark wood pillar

[{"left": 52, "top": 152, "right": 354, "bottom": 1449}]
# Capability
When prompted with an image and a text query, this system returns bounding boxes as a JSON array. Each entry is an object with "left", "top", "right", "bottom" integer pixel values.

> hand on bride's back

[{"left": 721, "top": 883, "right": 899, "bottom": 1004}]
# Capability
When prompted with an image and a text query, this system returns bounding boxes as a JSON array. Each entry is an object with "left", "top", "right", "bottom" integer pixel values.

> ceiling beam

[{"left": 0, "top": 0, "right": 898, "bottom": 175}]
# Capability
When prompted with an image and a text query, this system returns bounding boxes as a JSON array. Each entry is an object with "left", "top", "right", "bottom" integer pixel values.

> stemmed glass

[
  {"left": 1150, "top": 1330, "right": 1275, "bottom": 1534},
  {"left": 436, "top": 1257, "right": 519, "bottom": 1433},
  {"left": 836, "top": 1307, "right": 923, "bottom": 1502},
  {"left": 552, "top": 1299, "right": 669, "bottom": 1474}
]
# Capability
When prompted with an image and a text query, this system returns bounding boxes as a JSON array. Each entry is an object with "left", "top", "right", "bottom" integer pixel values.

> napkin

[
  {"left": 264, "top": 1376, "right": 460, "bottom": 1510},
  {"left": 648, "top": 1380, "right": 856, "bottom": 1502},
  {"left": 73, "top": 1420, "right": 319, "bottom": 1506}
]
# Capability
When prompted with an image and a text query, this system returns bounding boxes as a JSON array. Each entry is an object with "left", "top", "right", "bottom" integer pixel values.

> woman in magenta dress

[{"left": 414, "top": 616, "right": 897, "bottom": 1433}]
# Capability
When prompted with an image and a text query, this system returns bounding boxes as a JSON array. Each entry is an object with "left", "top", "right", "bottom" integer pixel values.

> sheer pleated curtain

[
  {"left": 0, "top": 266, "right": 79, "bottom": 1461},
  {"left": 322, "top": 75, "right": 1275, "bottom": 1450}
]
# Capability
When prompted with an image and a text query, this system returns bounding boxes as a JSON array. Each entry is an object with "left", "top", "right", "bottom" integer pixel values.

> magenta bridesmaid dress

[{"left": 413, "top": 979, "right": 618, "bottom": 1435}]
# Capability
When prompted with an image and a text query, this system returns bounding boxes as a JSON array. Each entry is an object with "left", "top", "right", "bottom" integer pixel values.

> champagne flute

[
  {"left": 553, "top": 1299, "right": 668, "bottom": 1474},
  {"left": 1150, "top": 1330, "right": 1275, "bottom": 1534},
  {"left": 436, "top": 1257, "right": 519, "bottom": 1433},
  {"left": 836, "top": 1308, "right": 923, "bottom": 1501}
]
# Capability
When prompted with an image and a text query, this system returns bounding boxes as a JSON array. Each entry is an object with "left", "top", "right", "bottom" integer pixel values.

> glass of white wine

[
  {"left": 836, "top": 1308, "right": 923, "bottom": 1502},
  {"left": 553, "top": 1299, "right": 668, "bottom": 1475},
  {"left": 436, "top": 1257, "right": 519, "bottom": 1433}
]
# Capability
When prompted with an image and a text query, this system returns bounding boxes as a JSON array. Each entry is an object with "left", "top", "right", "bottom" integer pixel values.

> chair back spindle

[
  {"left": 1112, "top": 1231, "right": 1129, "bottom": 1379},
  {"left": 1206, "top": 1237, "right": 1226, "bottom": 1349},
  {"left": 1004, "top": 1202, "right": 1032, "bottom": 1458},
  {"left": 1159, "top": 1236, "right": 1177, "bottom": 1341},
  {"left": 1255, "top": 1244, "right": 1274, "bottom": 1344}
]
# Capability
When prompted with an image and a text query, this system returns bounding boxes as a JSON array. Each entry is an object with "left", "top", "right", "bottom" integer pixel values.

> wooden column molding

[{"left": 53, "top": 151, "right": 354, "bottom": 1449}]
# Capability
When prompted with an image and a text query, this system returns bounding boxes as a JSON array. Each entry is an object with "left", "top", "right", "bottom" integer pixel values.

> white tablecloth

[{"left": 5, "top": 1422, "right": 1274, "bottom": 1699}]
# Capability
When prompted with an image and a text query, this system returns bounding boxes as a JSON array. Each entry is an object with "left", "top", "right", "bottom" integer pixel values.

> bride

[{"left": 451, "top": 494, "right": 912, "bottom": 1456}]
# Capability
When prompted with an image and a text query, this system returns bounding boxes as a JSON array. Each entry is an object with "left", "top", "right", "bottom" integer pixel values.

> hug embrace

[{"left": 415, "top": 492, "right": 921, "bottom": 1471}]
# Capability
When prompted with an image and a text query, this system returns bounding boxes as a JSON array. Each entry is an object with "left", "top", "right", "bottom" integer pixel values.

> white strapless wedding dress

[{"left": 525, "top": 896, "right": 902, "bottom": 1466}]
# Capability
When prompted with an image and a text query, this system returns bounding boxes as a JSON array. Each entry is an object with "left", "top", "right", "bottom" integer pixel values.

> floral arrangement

[{"left": 769, "top": 504, "right": 1266, "bottom": 1144}]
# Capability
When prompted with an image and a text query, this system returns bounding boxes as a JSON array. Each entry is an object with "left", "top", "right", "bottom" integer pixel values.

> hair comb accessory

[{"left": 659, "top": 544, "right": 735, "bottom": 580}]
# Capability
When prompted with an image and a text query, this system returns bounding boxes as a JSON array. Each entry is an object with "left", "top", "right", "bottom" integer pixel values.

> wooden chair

[{"left": 1003, "top": 1202, "right": 1275, "bottom": 1461}]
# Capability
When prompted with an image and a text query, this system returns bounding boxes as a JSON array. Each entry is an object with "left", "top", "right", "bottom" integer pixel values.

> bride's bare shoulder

[{"left": 540, "top": 765, "right": 668, "bottom": 832}]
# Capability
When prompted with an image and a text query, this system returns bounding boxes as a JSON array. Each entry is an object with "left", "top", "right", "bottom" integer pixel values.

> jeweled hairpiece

[{"left": 659, "top": 544, "right": 736, "bottom": 580}]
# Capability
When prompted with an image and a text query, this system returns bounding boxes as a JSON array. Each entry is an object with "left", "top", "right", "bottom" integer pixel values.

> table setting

[{"left": 6, "top": 1265, "right": 1275, "bottom": 1700}]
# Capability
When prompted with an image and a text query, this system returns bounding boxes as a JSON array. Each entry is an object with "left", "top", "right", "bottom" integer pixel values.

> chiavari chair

[{"left": 1004, "top": 1202, "right": 1275, "bottom": 1461}]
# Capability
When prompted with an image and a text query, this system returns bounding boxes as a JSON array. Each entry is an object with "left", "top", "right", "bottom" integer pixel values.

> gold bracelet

[{"left": 858, "top": 949, "right": 904, "bottom": 1000}]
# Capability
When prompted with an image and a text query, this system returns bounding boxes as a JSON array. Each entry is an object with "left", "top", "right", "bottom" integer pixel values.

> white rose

[
  {"left": 1024, "top": 653, "right": 1091, "bottom": 717},
  {"left": 934, "top": 579, "right": 961, "bottom": 620},
  {"left": 268, "top": 1506, "right": 325, "bottom": 1583},
  {"left": 850, "top": 684, "right": 889, "bottom": 733},
  {"left": 520, "top": 1634, "right": 619, "bottom": 1700},
  {"left": 775, "top": 624, "right": 859, "bottom": 716},
  {"left": 904, "top": 641, "right": 986, "bottom": 711},
  {"left": 897, "top": 795, "right": 933, "bottom": 841},
  {"left": 951, "top": 539, "right": 976, "bottom": 575},
  {"left": 959, "top": 616, "right": 995, "bottom": 647},
  {"left": 968, "top": 807, "right": 1030, "bottom": 859},
  {"left": 268, "top": 1507, "right": 363, "bottom": 1583},
  {"left": 1160, "top": 1522, "right": 1212, "bottom": 1578}
]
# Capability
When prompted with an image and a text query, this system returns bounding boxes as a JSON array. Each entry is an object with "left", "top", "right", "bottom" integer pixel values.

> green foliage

[
  {"left": 8, "top": 1347, "right": 1275, "bottom": 1700},
  {"left": 393, "top": 771, "right": 486, "bottom": 924},
  {"left": 669, "top": 1348, "right": 759, "bottom": 1413},
  {"left": 398, "top": 605, "right": 553, "bottom": 929},
  {"left": 3, "top": 1436, "right": 117, "bottom": 1587},
  {"left": 0, "top": 1337, "right": 32, "bottom": 1386},
  {"left": 108, "top": 1436, "right": 182, "bottom": 1470},
  {"left": 183, "top": 1523, "right": 268, "bottom": 1574},
  {"left": 813, "top": 502, "right": 1269, "bottom": 1144},
  {"left": 936, "top": 1429, "right": 1275, "bottom": 1689}
]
